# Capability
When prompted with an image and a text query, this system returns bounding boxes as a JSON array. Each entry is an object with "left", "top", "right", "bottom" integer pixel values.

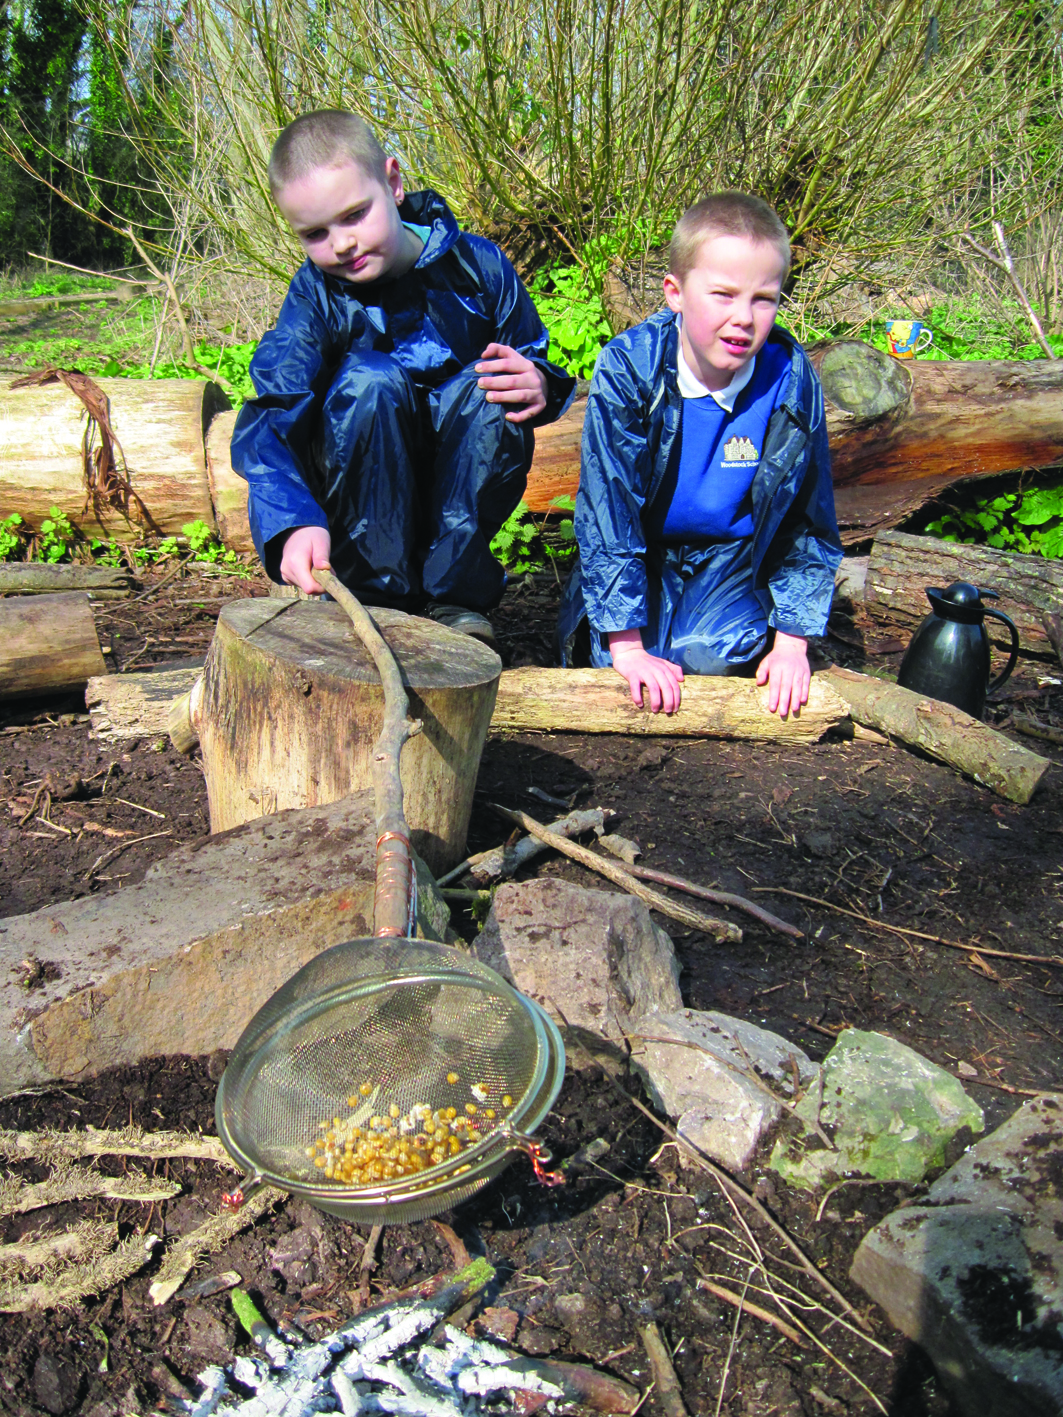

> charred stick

[
  {"left": 491, "top": 805, "right": 741, "bottom": 943},
  {"left": 695, "top": 1276, "right": 808, "bottom": 1347}
]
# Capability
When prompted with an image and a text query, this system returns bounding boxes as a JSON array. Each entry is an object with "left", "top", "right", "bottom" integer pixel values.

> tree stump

[{"left": 197, "top": 598, "right": 502, "bottom": 873}]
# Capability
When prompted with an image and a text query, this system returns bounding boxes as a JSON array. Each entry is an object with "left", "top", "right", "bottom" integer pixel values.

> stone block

[
  {"left": 769, "top": 1028, "right": 984, "bottom": 1190},
  {"left": 0, "top": 792, "right": 449, "bottom": 1096},
  {"left": 851, "top": 1094, "right": 1063, "bottom": 1417},
  {"left": 630, "top": 1009, "right": 818, "bottom": 1172},
  {"left": 472, "top": 879, "right": 681, "bottom": 1064}
]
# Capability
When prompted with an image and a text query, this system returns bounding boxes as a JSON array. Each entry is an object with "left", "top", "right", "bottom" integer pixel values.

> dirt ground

[{"left": 1, "top": 564, "right": 1061, "bottom": 1417}]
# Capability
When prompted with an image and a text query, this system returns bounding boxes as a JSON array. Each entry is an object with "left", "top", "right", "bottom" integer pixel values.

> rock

[
  {"left": 769, "top": 1029, "right": 984, "bottom": 1190},
  {"left": 32, "top": 1352, "right": 81, "bottom": 1415},
  {"left": 0, "top": 793, "right": 450, "bottom": 1097},
  {"left": 473, "top": 880, "right": 682, "bottom": 1064},
  {"left": 554, "top": 1292, "right": 588, "bottom": 1324},
  {"left": 630, "top": 1009, "right": 818, "bottom": 1172},
  {"left": 851, "top": 1094, "right": 1063, "bottom": 1417},
  {"left": 270, "top": 1223, "right": 321, "bottom": 1289},
  {"left": 518, "top": 1322, "right": 562, "bottom": 1356}
]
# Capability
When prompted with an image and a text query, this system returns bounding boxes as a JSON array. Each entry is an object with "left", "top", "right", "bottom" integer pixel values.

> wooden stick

[
  {"left": 696, "top": 1277, "right": 807, "bottom": 1347},
  {"left": 639, "top": 1322, "right": 688, "bottom": 1417},
  {"left": 437, "top": 806, "right": 610, "bottom": 886},
  {"left": 619, "top": 862, "right": 803, "bottom": 939},
  {"left": 751, "top": 885, "right": 1063, "bottom": 968},
  {"left": 491, "top": 805, "right": 742, "bottom": 943},
  {"left": 314, "top": 566, "right": 419, "bottom": 937}
]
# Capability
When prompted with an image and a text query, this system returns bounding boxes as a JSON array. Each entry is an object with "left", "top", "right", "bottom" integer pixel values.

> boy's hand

[
  {"left": 608, "top": 629, "right": 684, "bottom": 714},
  {"left": 280, "top": 525, "right": 332, "bottom": 595},
  {"left": 476, "top": 343, "right": 549, "bottom": 423},
  {"left": 756, "top": 631, "right": 810, "bottom": 717}
]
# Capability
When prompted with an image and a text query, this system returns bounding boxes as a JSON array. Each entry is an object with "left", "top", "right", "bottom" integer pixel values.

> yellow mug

[{"left": 886, "top": 320, "right": 933, "bottom": 359}]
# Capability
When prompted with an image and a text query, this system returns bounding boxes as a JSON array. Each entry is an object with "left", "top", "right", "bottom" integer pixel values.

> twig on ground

[
  {"left": 436, "top": 807, "right": 610, "bottom": 887},
  {"left": 639, "top": 1322, "right": 688, "bottom": 1417},
  {"left": 430, "top": 1220, "right": 471, "bottom": 1270},
  {"left": 0, "top": 1230, "right": 160, "bottom": 1313},
  {"left": 0, "top": 1124, "right": 237, "bottom": 1169},
  {"left": 753, "top": 886, "right": 1063, "bottom": 968},
  {"left": 713, "top": 1271, "right": 751, "bottom": 1417},
  {"left": 492, "top": 805, "right": 741, "bottom": 942},
  {"left": 617, "top": 861, "right": 803, "bottom": 937},
  {"left": 149, "top": 1186, "right": 284, "bottom": 1305},
  {"left": 0, "top": 1163, "right": 179, "bottom": 1217},
  {"left": 83, "top": 829, "right": 172, "bottom": 880},
  {"left": 696, "top": 1275, "right": 807, "bottom": 1347},
  {"left": 1010, "top": 713, "right": 1063, "bottom": 746},
  {"left": 359, "top": 1222, "right": 384, "bottom": 1307},
  {"left": 133, "top": 560, "right": 186, "bottom": 602}
]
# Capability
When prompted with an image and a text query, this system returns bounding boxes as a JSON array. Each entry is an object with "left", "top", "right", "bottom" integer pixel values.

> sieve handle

[
  {"left": 506, "top": 1131, "right": 565, "bottom": 1188},
  {"left": 220, "top": 1171, "right": 266, "bottom": 1211}
]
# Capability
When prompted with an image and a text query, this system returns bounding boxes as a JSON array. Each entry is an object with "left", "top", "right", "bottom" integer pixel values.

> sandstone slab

[
  {"left": 0, "top": 792, "right": 448, "bottom": 1096},
  {"left": 851, "top": 1094, "right": 1063, "bottom": 1417},
  {"left": 630, "top": 1009, "right": 818, "bottom": 1172},
  {"left": 472, "top": 879, "right": 682, "bottom": 1064},
  {"left": 769, "top": 1028, "right": 984, "bottom": 1190}
]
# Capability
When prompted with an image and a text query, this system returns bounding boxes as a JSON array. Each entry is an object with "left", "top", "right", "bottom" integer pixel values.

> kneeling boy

[
  {"left": 232, "top": 110, "right": 574, "bottom": 639},
  {"left": 557, "top": 193, "right": 841, "bottom": 714}
]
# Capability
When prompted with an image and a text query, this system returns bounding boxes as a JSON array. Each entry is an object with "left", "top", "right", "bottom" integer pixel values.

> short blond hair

[
  {"left": 669, "top": 192, "right": 791, "bottom": 282},
  {"left": 268, "top": 110, "right": 388, "bottom": 195}
]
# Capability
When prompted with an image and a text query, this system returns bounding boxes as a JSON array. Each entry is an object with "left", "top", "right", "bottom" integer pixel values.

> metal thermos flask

[{"left": 896, "top": 581, "right": 1019, "bottom": 718}]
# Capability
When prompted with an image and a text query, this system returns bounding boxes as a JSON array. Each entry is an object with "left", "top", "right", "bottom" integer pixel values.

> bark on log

[
  {"left": 204, "top": 409, "right": 254, "bottom": 551},
  {"left": 0, "top": 591, "right": 105, "bottom": 700},
  {"left": 822, "top": 664, "right": 1050, "bottom": 804},
  {"left": 1044, "top": 612, "right": 1063, "bottom": 669},
  {"left": 522, "top": 350, "right": 1063, "bottom": 544},
  {"left": 197, "top": 598, "right": 501, "bottom": 873},
  {"left": 864, "top": 530, "right": 1063, "bottom": 656},
  {"left": 0, "top": 378, "right": 229, "bottom": 540},
  {"left": 0, "top": 564, "right": 134, "bottom": 597},
  {"left": 85, "top": 662, "right": 204, "bottom": 742},
  {"left": 491, "top": 667, "right": 847, "bottom": 741}
]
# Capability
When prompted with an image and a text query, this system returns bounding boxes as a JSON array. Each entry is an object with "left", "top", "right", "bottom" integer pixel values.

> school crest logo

[{"left": 722, "top": 435, "right": 759, "bottom": 464}]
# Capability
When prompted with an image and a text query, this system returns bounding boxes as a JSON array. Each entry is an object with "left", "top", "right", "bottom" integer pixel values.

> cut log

[
  {"left": 197, "top": 598, "right": 502, "bottom": 873},
  {"left": 822, "top": 665, "right": 1050, "bottom": 804},
  {"left": 0, "top": 591, "right": 106, "bottom": 701},
  {"left": 864, "top": 530, "right": 1063, "bottom": 656},
  {"left": 522, "top": 351, "right": 1063, "bottom": 543},
  {"left": 0, "top": 378, "right": 229, "bottom": 540},
  {"left": 491, "top": 667, "right": 847, "bottom": 741},
  {"left": 85, "top": 660, "right": 204, "bottom": 741},
  {"left": 204, "top": 408, "right": 254, "bottom": 551},
  {"left": 0, "top": 563, "right": 134, "bottom": 598}
]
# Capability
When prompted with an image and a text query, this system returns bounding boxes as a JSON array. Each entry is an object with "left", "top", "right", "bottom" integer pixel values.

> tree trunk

[
  {"left": 864, "top": 530, "right": 1063, "bottom": 656},
  {"left": 821, "top": 664, "right": 1050, "bottom": 804},
  {"left": 204, "top": 409, "right": 255, "bottom": 552},
  {"left": 491, "top": 667, "right": 847, "bottom": 741},
  {"left": 197, "top": 598, "right": 501, "bottom": 873},
  {"left": 0, "top": 378, "right": 229, "bottom": 540},
  {"left": 0, "top": 592, "right": 106, "bottom": 700},
  {"left": 0, "top": 564, "right": 134, "bottom": 597},
  {"left": 522, "top": 351, "right": 1063, "bottom": 543}
]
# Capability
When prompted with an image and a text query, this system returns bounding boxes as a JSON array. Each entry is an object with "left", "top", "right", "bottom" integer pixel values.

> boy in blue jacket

[
  {"left": 558, "top": 193, "right": 841, "bottom": 715},
  {"left": 231, "top": 110, "right": 574, "bottom": 641}
]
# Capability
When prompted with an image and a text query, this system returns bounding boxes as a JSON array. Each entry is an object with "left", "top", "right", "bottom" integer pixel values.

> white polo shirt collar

[{"left": 676, "top": 315, "right": 756, "bottom": 411}]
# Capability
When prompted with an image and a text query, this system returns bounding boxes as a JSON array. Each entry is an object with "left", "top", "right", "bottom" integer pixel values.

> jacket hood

[{"left": 399, "top": 189, "right": 461, "bottom": 267}]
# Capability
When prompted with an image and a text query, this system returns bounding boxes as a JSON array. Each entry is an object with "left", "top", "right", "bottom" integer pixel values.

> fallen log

[
  {"left": 821, "top": 665, "right": 1050, "bottom": 804},
  {"left": 521, "top": 349, "right": 1063, "bottom": 544},
  {"left": 0, "top": 563, "right": 134, "bottom": 598},
  {"left": 85, "top": 660, "right": 204, "bottom": 741},
  {"left": 0, "top": 377, "right": 229, "bottom": 540},
  {"left": 864, "top": 530, "right": 1063, "bottom": 656},
  {"left": 197, "top": 598, "right": 501, "bottom": 873},
  {"left": 0, "top": 591, "right": 105, "bottom": 701},
  {"left": 204, "top": 408, "right": 254, "bottom": 551},
  {"left": 1045, "top": 612, "right": 1063, "bottom": 668},
  {"left": 491, "top": 666, "right": 847, "bottom": 741}
]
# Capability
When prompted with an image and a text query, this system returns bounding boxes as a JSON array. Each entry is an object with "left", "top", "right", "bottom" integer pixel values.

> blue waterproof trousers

[
  {"left": 308, "top": 350, "right": 534, "bottom": 611},
  {"left": 562, "top": 538, "right": 771, "bottom": 674}
]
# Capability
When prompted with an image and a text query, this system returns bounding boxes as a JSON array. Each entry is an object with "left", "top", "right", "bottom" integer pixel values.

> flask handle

[{"left": 984, "top": 608, "right": 1020, "bottom": 693}]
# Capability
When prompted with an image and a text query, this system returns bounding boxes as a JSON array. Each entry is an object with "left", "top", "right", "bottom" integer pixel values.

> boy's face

[
  {"left": 275, "top": 156, "right": 417, "bottom": 284},
  {"left": 663, "top": 234, "right": 787, "bottom": 391}
]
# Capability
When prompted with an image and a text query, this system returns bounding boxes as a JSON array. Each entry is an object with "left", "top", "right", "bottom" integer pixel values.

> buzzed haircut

[
  {"left": 268, "top": 110, "right": 388, "bottom": 195},
  {"left": 669, "top": 192, "right": 791, "bottom": 282}
]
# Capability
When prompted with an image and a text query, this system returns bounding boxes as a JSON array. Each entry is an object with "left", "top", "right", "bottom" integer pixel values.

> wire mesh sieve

[{"left": 216, "top": 936, "right": 565, "bottom": 1223}]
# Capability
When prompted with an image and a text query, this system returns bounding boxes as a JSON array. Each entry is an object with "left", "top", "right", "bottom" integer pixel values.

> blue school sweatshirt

[{"left": 646, "top": 339, "right": 793, "bottom": 544}]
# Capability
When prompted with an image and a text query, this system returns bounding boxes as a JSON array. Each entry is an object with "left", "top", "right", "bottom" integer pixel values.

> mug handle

[{"left": 915, "top": 328, "right": 933, "bottom": 353}]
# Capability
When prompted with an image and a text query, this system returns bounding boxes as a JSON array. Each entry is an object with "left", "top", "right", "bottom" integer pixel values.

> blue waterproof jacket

[
  {"left": 562, "top": 311, "right": 842, "bottom": 655},
  {"left": 231, "top": 190, "right": 575, "bottom": 576}
]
